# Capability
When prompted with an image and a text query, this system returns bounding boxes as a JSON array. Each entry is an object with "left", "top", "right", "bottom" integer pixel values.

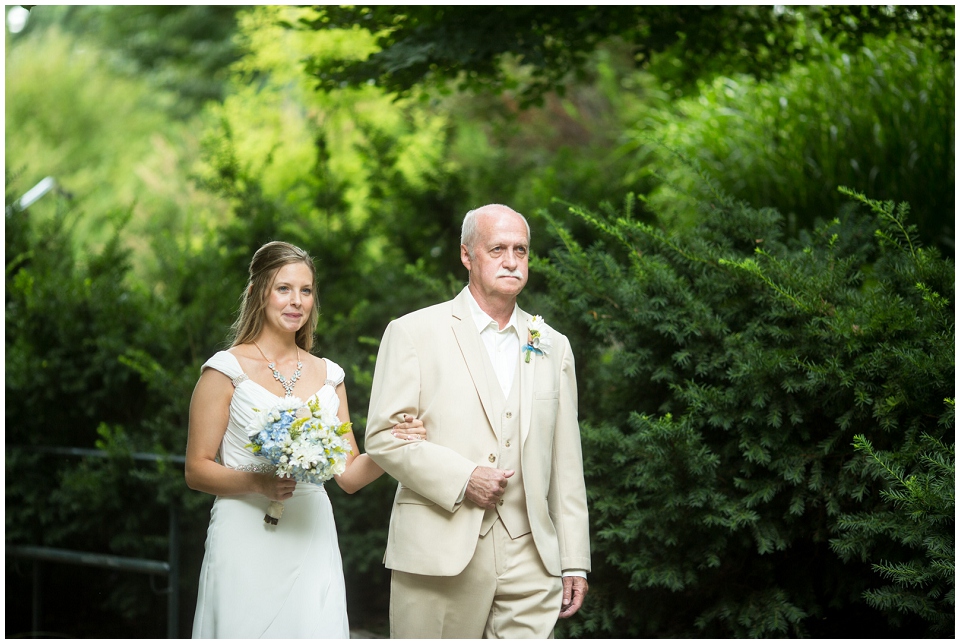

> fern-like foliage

[
  {"left": 540, "top": 177, "right": 953, "bottom": 637},
  {"left": 831, "top": 429, "right": 954, "bottom": 634}
]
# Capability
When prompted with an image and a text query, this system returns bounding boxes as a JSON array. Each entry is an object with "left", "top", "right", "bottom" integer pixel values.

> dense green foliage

[
  {"left": 4, "top": 22, "right": 215, "bottom": 271},
  {"left": 5, "top": 4, "right": 954, "bottom": 639},
  {"left": 832, "top": 431, "right": 955, "bottom": 633},
  {"left": 23, "top": 5, "right": 244, "bottom": 116},
  {"left": 303, "top": 6, "right": 953, "bottom": 106},
  {"left": 5, "top": 175, "right": 207, "bottom": 637},
  {"left": 304, "top": 5, "right": 955, "bottom": 251},
  {"left": 536, "top": 185, "right": 954, "bottom": 637},
  {"left": 641, "top": 35, "right": 954, "bottom": 251}
]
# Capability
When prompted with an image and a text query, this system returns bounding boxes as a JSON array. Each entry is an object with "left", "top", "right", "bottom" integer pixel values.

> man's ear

[{"left": 460, "top": 244, "right": 472, "bottom": 271}]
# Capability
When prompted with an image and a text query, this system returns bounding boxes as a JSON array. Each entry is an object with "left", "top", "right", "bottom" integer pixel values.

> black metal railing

[{"left": 5, "top": 446, "right": 184, "bottom": 638}]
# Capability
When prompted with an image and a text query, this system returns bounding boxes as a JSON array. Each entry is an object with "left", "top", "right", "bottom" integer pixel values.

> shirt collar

[{"left": 464, "top": 287, "right": 518, "bottom": 334}]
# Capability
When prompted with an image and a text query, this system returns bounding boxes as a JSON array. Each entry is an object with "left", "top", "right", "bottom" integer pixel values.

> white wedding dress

[{"left": 191, "top": 351, "right": 350, "bottom": 639}]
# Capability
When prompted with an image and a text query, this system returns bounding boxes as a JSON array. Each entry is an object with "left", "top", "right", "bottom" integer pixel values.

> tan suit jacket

[{"left": 365, "top": 288, "right": 591, "bottom": 577}]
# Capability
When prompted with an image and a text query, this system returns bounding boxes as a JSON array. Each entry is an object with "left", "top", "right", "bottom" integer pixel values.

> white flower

[{"left": 243, "top": 396, "right": 354, "bottom": 525}]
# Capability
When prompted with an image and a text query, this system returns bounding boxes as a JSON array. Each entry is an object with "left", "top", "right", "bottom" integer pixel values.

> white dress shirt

[{"left": 465, "top": 289, "right": 520, "bottom": 398}]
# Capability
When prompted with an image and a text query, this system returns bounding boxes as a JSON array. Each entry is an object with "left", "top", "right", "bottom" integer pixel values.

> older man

[{"left": 365, "top": 204, "right": 590, "bottom": 638}]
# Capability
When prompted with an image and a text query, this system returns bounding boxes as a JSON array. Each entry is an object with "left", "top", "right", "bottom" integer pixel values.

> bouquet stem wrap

[{"left": 265, "top": 500, "right": 284, "bottom": 525}]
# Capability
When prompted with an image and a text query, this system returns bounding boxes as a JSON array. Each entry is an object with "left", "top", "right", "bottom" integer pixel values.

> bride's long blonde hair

[{"left": 229, "top": 241, "right": 319, "bottom": 352}]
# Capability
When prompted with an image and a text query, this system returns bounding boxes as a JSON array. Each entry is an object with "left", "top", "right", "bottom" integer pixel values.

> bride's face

[{"left": 263, "top": 262, "right": 314, "bottom": 335}]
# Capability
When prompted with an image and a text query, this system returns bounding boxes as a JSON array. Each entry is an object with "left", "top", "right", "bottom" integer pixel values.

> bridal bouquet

[{"left": 246, "top": 396, "right": 353, "bottom": 525}]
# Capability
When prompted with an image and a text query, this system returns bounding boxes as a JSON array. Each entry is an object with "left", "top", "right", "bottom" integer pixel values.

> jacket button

[{"left": 488, "top": 454, "right": 496, "bottom": 463}]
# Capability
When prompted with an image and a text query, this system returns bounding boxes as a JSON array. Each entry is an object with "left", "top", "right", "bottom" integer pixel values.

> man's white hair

[{"left": 461, "top": 204, "right": 531, "bottom": 258}]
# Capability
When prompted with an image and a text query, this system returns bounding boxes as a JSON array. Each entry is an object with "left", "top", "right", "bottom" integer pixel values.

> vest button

[
  {"left": 505, "top": 412, "right": 513, "bottom": 419},
  {"left": 488, "top": 454, "right": 496, "bottom": 463}
]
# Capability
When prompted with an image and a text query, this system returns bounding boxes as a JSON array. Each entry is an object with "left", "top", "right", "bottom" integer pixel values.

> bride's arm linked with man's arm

[{"left": 185, "top": 364, "right": 426, "bottom": 499}]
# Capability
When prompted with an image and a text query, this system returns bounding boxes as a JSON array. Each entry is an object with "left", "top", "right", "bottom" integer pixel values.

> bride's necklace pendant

[
  {"left": 254, "top": 341, "right": 302, "bottom": 398},
  {"left": 269, "top": 359, "right": 302, "bottom": 398}
]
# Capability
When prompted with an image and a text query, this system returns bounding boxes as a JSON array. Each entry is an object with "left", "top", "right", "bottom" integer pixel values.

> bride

[{"left": 185, "top": 241, "right": 424, "bottom": 638}]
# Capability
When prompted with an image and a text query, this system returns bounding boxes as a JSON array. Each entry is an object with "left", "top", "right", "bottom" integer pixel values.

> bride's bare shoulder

[
  {"left": 227, "top": 344, "right": 261, "bottom": 370},
  {"left": 302, "top": 351, "right": 327, "bottom": 369}
]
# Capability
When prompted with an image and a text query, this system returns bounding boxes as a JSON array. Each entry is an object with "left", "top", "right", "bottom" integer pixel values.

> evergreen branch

[
  {"left": 852, "top": 434, "right": 910, "bottom": 492},
  {"left": 838, "top": 186, "right": 919, "bottom": 262},
  {"left": 717, "top": 254, "right": 808, "bottom": 311},
  {"left": 555, "top": 197, "right": 707, "bottom": 269},
  {"left": 871, "top": 559, "right": 936, "bottom": 586},
  {"left": 620, "top": 217, "right": 713, "bottom": 266},
  {"left": 541, "top": 205, "right": 626, "bottom": 314}
]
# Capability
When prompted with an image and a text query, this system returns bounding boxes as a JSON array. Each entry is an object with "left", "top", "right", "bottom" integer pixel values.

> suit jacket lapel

[
  {"left": 451, "top": 290, "right": 499, "bottom": 437},
  {"left": 518, "top": 309, "right": 536, "bottom": 446}
]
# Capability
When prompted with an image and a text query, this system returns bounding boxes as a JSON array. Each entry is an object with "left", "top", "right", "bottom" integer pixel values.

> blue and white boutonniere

[{"left": 523, "top": 315, "right": 552, "bottom": 363}]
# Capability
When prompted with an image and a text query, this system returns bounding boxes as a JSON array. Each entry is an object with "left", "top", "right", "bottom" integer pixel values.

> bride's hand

[
  {"left": 258, "top": 473, "right": 297, "bottom": 501},
  {"left": 391, "top": 414, "right": 426, "bottom": 441}
]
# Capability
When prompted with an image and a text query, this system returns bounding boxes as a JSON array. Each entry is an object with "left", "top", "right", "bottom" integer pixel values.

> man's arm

[
  {"left": 364, "top": 320, "right": 477, "bottom": 511},
  {"left": 548, "top": 335, "right": 592, "bottom": 572}
]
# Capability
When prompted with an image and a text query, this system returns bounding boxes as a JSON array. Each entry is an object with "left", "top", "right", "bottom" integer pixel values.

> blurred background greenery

[{"left": 5, "top": 5, "right": 954, "bottom": 638}]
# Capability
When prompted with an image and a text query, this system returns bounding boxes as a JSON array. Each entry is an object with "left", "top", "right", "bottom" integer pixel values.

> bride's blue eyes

[{"left": 277, "top": 286, "right": 312, "bottom": 295}]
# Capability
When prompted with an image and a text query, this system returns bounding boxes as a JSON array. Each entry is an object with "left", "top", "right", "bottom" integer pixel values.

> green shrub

[
  {"left": 831, "top": 430, "right": 955, "bottom": 633},
  {"left": 636, "top": 35, "right": 954, "bottom": 251},
  {"left": 536, "top": 179, "right": 953, "bottom": 637},
  {"left": 4, "top": 177, "right": 200, "bottom": 636}
]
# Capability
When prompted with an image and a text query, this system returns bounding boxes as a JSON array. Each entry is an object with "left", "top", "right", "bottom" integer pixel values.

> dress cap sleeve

[
  {"left": 323, "top": 358, "right": 345, "bottom": 387},
  {"left": 201, "top": 351, "right": 248, "bottom": 387}
]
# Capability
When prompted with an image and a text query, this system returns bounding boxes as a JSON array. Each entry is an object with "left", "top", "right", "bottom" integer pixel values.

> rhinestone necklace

[{"left": 253, "top": 341, "right": 302, "bottom": 398}]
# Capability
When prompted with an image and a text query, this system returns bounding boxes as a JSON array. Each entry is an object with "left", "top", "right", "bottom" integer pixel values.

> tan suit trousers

[{"left": 389, "top": 518, "right": 562, "bottom": 639}]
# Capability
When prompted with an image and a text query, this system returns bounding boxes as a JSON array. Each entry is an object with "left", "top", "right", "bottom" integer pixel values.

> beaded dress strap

[{"left": 322, "top": 358, "right": 345, "bottom": 387}]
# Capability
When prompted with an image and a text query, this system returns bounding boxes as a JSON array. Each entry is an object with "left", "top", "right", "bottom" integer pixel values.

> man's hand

[
  {"left": 559, "top": 576, "right": 588, "bottom": 619},
  {"left": 464, "top": 466, "right": 514, "bottom": 509}
]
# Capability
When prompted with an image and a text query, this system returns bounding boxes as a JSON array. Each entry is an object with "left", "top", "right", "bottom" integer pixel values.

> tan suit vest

[{"left": 480, "top": 358, "right": 531, "bottom": 538}]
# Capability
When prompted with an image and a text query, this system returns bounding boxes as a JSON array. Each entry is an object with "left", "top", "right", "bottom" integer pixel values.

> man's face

[{"left": 461, "top": 208, "right": 529, "bottom": 301}]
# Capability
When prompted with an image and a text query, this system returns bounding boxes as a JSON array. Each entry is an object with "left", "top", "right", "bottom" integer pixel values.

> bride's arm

[
  {"left": 332, "top": 383, "right": 426, "bottom": 494},
  {"left": 184, "top": 369, "right": 296, "bottom": 501}
]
